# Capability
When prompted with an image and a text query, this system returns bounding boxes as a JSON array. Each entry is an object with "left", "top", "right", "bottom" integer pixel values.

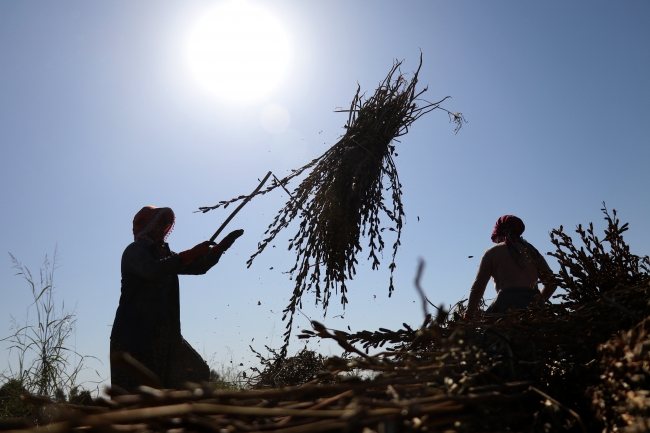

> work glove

[
  {"left": 214, "top": 229, "right": 244, "bottom": 253},
  {"left": 179, "top": 241, "right": 213, "bottom": 265}
]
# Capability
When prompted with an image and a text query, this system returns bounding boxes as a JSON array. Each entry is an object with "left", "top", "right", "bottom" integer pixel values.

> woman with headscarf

[
  {"left": 110, "top": 206, "right": 244, "bottom": 391},
  {"left": 464, "top": 215, "right": 556, "bottom": 319}
]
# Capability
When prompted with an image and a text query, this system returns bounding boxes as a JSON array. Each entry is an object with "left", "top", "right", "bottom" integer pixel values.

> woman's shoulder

[
  {"left": 122, "top": 239, "right": 155, "bottom": 258},
  {"left": 484, "top": 243, "right": 508, "bottom": 255},
  {"left": 479, "top": 243, "right": 509, "bottom": 264}
]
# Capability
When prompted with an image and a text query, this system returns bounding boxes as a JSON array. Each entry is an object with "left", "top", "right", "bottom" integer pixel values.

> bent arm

[
  {"left": 540, "top": 283, "right": 557, "bottom": 300},
  {"left": 466, "top": 251, "right": 493, "bottom": 317},
  {"left": 178, "top": 249, "right": 222, "bottom": 275},
  {"left": 536, "top": 252, "right": 556, "bottom": 300}
]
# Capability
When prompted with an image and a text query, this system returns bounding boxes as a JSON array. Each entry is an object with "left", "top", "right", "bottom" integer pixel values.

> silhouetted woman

[
  {"left": 465, "top": 215, "right": 556, "bottom": 318},
  {"left": 110, "top": 206, "right": 243, "bottom": 391}
]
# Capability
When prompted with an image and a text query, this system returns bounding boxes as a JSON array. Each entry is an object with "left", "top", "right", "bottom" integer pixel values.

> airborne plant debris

[{"left": 199, "top": 55, "right": 464, "bottom": 355}]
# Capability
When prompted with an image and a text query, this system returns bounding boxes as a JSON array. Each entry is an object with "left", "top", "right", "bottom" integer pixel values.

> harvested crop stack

[
  {"left": 7, "top": 327, "right": 565, "bottom": 433},
  {"left": 7, "top": 281, "right": 650, "bottom": 431}
]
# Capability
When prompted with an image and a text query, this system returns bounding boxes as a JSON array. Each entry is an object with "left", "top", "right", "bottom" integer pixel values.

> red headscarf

[
  {"left": 133, "top": 206, "right": 175, "bottom": 241},
  {"left": 491, "top": 215, "right": 525, "bottom": 245}
]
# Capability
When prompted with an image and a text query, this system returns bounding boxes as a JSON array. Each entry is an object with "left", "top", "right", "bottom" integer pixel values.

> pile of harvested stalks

[
  {"left": 199, "top": 55, "right": 464, "bottom": 355},
  {"left": 248, "top": 347, "right": 330, "bottom": 389},
  {"left": 5, "top": 207, "right": 650, "bottom": 432}
]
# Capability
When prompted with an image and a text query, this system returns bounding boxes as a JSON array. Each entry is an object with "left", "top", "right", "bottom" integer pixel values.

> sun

[{"left": 188, "top": 1, "right": 290, "bottom": 101}]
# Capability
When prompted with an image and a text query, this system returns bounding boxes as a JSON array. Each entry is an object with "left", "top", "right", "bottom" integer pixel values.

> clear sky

[{"left": 1, "top": 1, "right": 649, "bottom": 391}]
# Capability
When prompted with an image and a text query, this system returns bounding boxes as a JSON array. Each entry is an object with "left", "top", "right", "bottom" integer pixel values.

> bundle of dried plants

[{"left": 199, "top": 55, "right": 464, "bottom": 355}]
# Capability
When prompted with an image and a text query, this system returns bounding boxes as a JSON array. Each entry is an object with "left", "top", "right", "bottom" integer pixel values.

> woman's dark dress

[{"left": 110, "top": 239, "right": 221, "bottom": 391}]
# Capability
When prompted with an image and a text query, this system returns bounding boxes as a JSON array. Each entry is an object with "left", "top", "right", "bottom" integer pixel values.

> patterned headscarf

[
  {"left": 133, "top": 206, "right": 176, "bottom": 242},
  {"left": 491, "top": 215, "right": 525, "bottom": 245}
]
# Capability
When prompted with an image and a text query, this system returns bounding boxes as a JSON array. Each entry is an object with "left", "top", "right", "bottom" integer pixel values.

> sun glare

[{"left": 188, "top": 1, "right": 290, "bottom": 101}]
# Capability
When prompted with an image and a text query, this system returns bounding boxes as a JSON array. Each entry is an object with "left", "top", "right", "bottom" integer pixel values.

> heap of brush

[{"left": 5, "top": 206, "right": 649, "bottom": 432}]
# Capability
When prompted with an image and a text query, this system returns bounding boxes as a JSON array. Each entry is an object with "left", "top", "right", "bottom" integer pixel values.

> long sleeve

[
  {"left": 178, "top": 250, "right": 223, "bottom": 275},
  {"left": 466, "top": 249, "right": 494, "bottom": 316}
]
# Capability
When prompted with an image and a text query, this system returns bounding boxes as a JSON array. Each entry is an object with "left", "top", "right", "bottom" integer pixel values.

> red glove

[
  {"left": 216, "top": 229, "right": 244, "bottom": 252},
  {"left": 179, "top": 241, "right": 213, "bottom": 265}
]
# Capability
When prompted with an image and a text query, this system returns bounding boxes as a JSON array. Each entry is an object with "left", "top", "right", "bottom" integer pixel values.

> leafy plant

[
  {"left": 0, "top": 378, "right": 31, "bottom": 420},
  {"left": 548, "top": 203, "right": 650, "bottom": 304}
]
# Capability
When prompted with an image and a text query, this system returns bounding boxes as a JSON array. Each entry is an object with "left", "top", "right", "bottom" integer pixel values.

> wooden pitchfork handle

[{"left": 209, "top": 171, "right": 272, "bottom": 243}]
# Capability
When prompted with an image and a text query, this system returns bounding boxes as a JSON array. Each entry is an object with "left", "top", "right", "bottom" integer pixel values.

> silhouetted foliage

[{"left": 549, "top": 203, "right": 650, "bottom": 304}]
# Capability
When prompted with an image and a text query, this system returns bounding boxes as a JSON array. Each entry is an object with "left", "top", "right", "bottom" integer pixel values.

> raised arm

[
  {"left": 179, "top": 248, "right": 222, "bottom": 275},
  {"left": 179, "top": 229, "right": 244, "bottom": 275}
]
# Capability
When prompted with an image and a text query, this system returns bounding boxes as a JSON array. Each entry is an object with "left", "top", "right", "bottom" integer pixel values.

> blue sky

[{"left": 1, "top": 1, "right": 649, "bottom": 390}]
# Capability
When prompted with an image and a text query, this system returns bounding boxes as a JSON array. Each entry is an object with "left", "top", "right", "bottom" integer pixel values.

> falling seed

[
  {"left": 468, "top": 256, "right": 474, "bottom": 258},
  {"left": 417, "top": 216, "right": 420, "bottom": 221}
]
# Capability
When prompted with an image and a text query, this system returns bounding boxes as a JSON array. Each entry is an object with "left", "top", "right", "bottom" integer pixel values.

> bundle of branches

[
  {"left": 199, "top": 55, "right": 464, "bottom": 356},
  {"left": 248, "top": 346, "right": 330, "bottom": 389}
]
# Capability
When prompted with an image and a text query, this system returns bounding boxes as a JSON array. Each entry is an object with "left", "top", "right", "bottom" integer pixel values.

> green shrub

[{"left": 0, "top": 378, "right": 31, "bottom": 420}]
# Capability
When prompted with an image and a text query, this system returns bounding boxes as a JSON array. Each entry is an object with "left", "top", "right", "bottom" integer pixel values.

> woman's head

[
  {"left": 491, "top": 215, "right": 525, "bottom": 244},
  {"left": 133, "top": 206, "right": 175, "bottom": 243}
]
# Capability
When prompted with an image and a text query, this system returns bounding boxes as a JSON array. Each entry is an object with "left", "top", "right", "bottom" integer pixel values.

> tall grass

[
  {"left": 0, "top": 250, "right": 96, "bottom": 419},
  {"left": 206, "top": 349, "right": 248, "bottom": 391}
]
